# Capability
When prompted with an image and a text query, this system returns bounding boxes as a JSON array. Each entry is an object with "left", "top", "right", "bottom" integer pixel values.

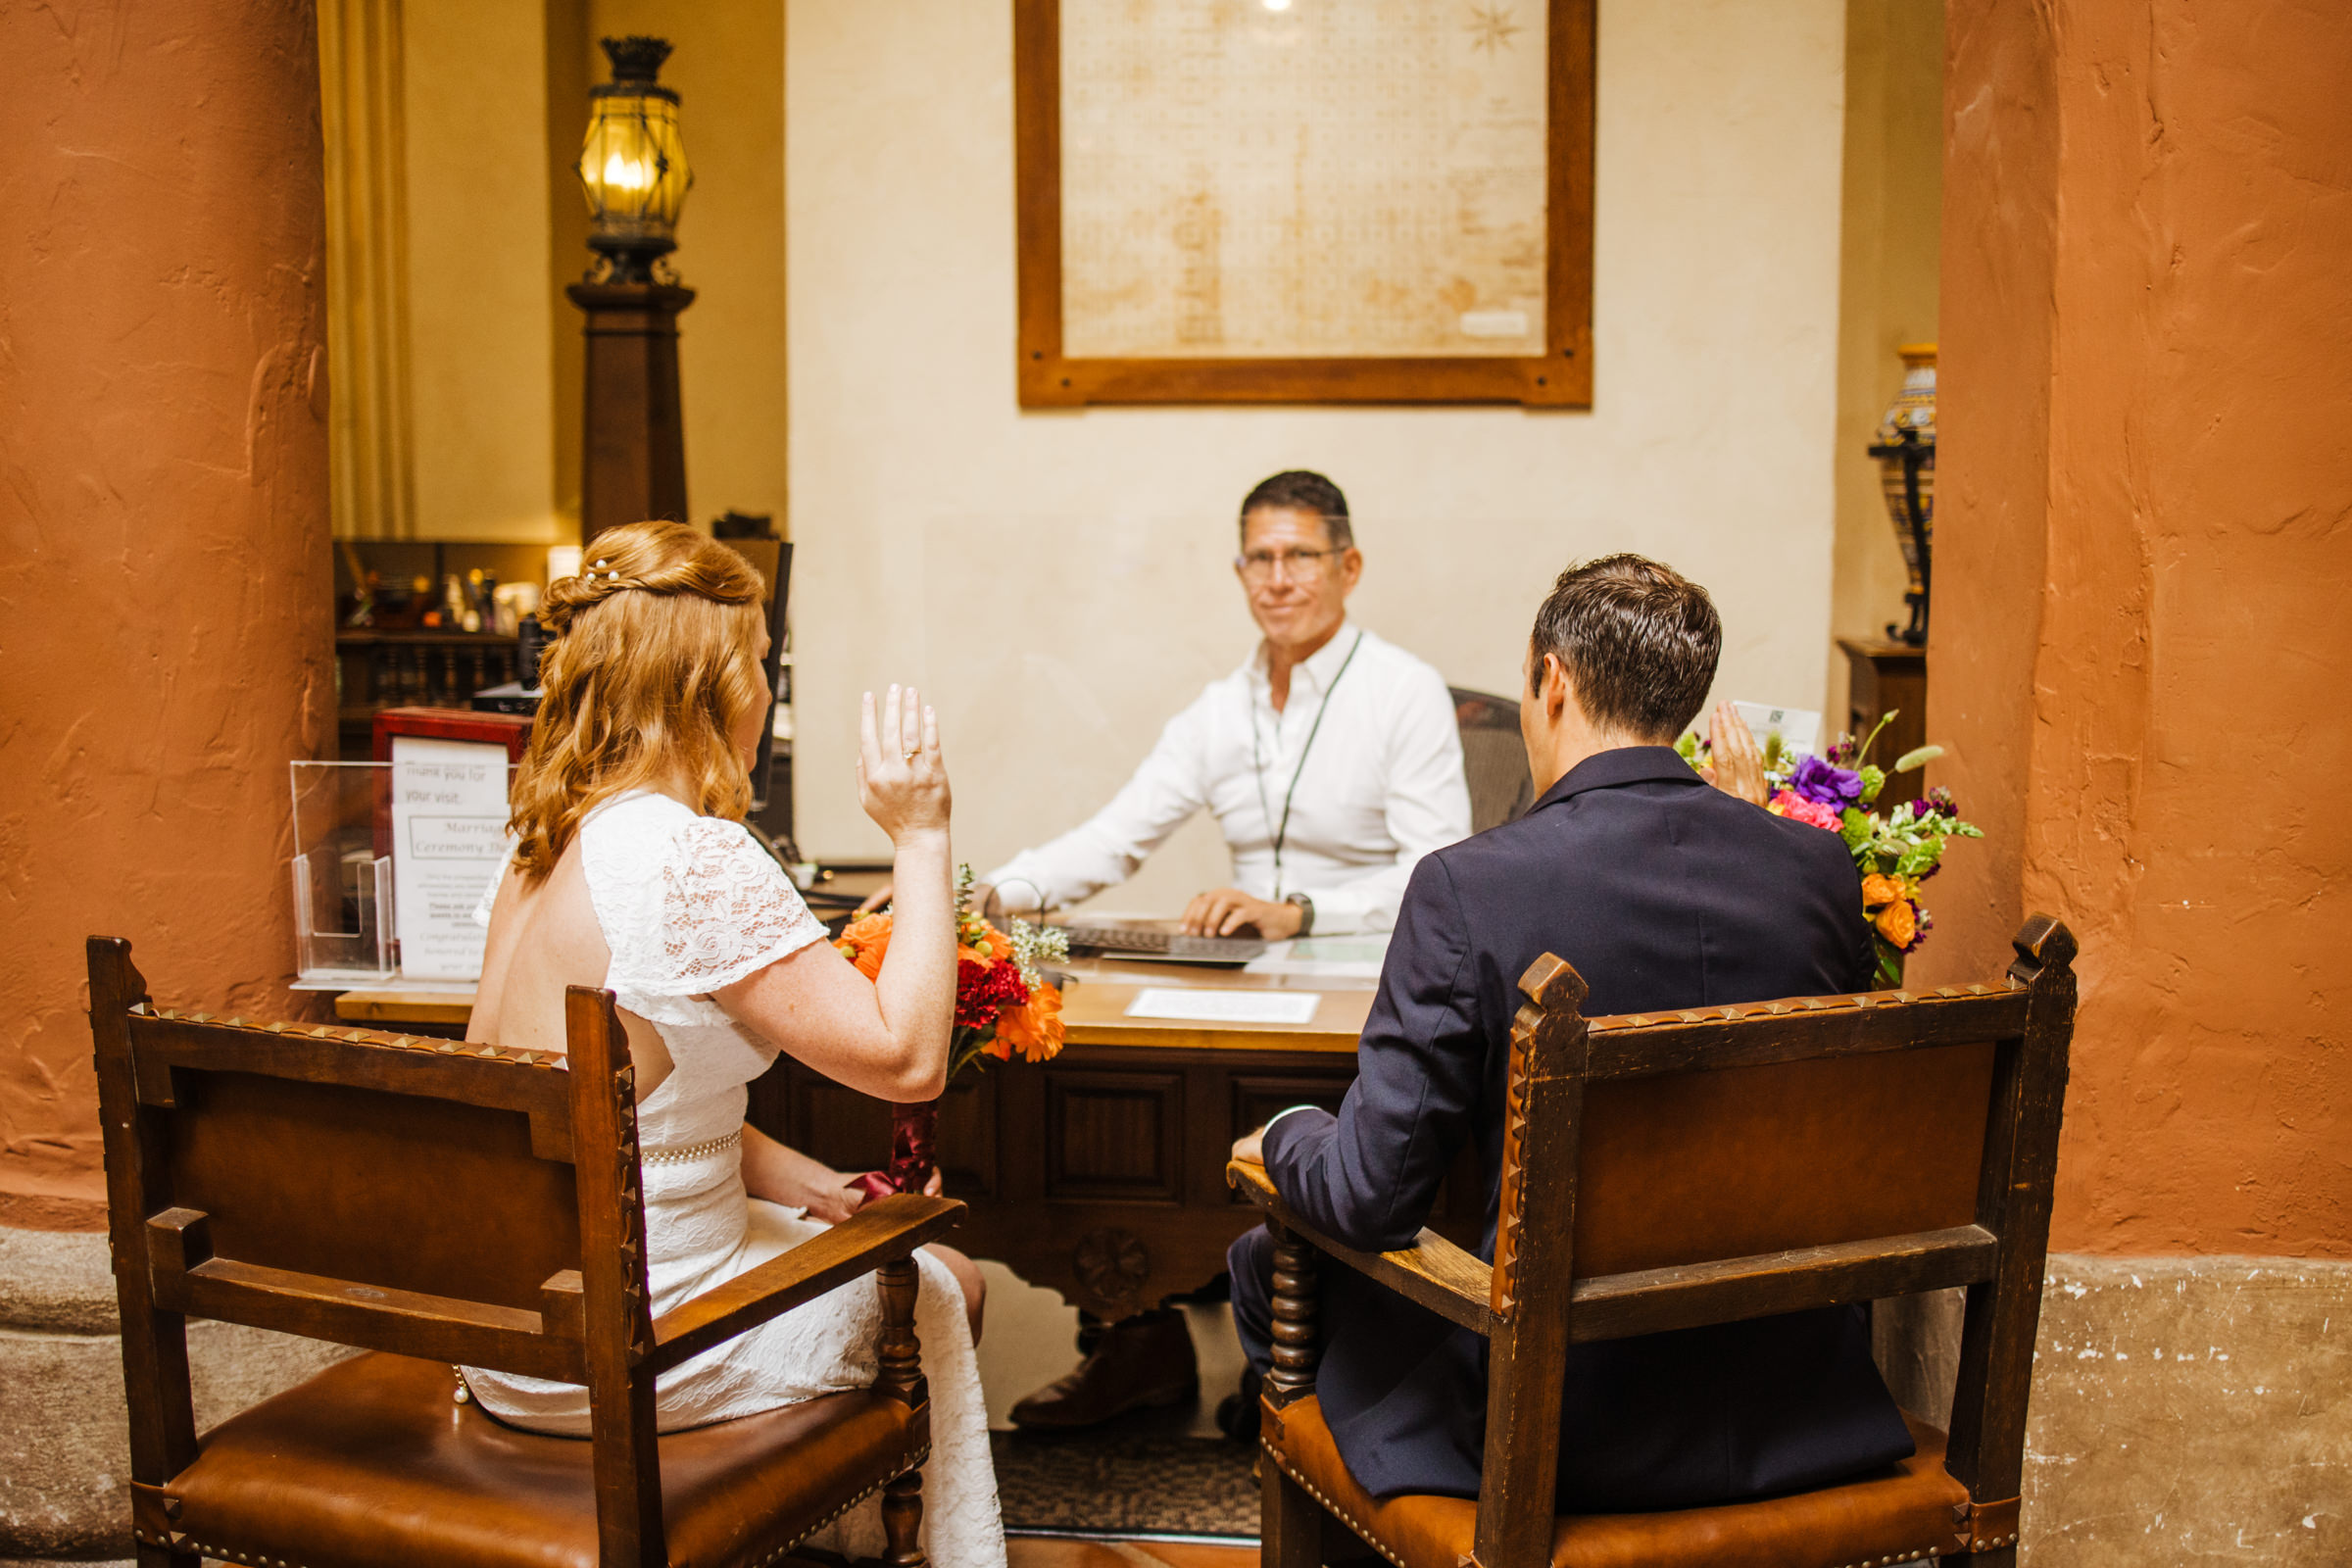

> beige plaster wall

[
  {"left": 403, "top": 0, "right": 563, "bottom": 541},
  {"left": 1827, "top": 0, "right": 1940, "bottom": 724},
  {"left": 583, "top": 0, "right": 790, "bottom": 534},
  {"left": 786, "top": 0, "right": 1852, "bottom": 892}
]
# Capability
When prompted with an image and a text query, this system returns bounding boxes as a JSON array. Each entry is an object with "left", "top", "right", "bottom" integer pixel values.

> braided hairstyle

[{"left": 509, "top": 520, "right": 770, "bottom": 881}]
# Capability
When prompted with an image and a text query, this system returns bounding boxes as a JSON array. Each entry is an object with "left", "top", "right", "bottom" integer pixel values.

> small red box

[{"left": 370, "top": 707, "right": 533, "bottom": 763}]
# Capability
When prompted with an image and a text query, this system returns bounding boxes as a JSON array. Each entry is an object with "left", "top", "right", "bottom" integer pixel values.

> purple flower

[
  {"left": 1790, "top": 754, "right": 1863, "bottom": 809},
  {"left": 1907, "top": 787, "right": 1958, "bottom": 819}
]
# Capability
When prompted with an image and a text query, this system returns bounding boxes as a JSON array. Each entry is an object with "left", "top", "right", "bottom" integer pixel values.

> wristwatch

[{"left": 1284, "top": 892, "right": 1315, "bottom": 937}]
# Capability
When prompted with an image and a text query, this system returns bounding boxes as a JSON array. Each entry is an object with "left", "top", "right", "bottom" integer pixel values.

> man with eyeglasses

[
  {"left": 983, "top": 468, "right": 1471, "bottom": 944},
  {"left": 982, "top": 468, "right": 1472, "bottom": 1430}
]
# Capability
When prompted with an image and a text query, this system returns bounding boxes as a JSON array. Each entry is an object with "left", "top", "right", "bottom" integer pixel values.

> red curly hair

[{"left": 507, "top": 520, "right": 769, "bottom": 881}]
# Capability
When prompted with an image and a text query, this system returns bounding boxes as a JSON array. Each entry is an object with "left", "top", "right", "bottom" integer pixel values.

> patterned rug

[{"left": 991, "top": 1431, "right": 1258, "bottom": 1538}]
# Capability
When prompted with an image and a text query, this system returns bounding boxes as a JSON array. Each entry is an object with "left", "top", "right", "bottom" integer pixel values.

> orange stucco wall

[
  {"left": 0, "top": 1, "right": 333, "bottom": 1229},
  {"left": 1927, "top": 0, "right": 2350, "bottom": 1258}
]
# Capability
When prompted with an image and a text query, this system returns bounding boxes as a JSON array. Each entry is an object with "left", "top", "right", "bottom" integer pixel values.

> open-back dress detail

[{"left": 462, "top": 791, "right": 1005, "bottom": 1568}]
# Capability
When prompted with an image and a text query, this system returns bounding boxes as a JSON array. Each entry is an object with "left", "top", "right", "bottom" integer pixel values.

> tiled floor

[
  {"left": 993, "top": 1423, "right": 1257, "bottom": 1537},
  {"left": 1004, "top": 1535, "right": 1258, "bottom": 1568}
]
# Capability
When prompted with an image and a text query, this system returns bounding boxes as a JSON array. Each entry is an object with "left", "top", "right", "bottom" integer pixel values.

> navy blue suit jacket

[{"left": 1262, "top": 746, "right": 1916, "bottom": 1506}]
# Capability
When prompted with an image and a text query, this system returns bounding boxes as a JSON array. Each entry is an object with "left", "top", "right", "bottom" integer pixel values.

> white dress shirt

[{"left": 985, "top": 623, "right": 1471, "bottom": 935}]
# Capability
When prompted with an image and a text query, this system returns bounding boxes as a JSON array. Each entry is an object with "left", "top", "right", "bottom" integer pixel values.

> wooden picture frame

[{"left": 1014, "top": 0, "right": 1595, "bottom": 409}]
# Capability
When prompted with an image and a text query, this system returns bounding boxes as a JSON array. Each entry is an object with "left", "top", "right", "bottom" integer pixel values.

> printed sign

[
  {"left": 1724, "top": 702, "right": 1824, "bottom": 761},
  {"left": 389, "top": 736, "right": 510, "bottom": 980}
]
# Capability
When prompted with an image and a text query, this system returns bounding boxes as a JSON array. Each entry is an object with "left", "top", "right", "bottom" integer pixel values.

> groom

[{"left": 1226, "top": 554, "right": 1915, "bottom": 1507}]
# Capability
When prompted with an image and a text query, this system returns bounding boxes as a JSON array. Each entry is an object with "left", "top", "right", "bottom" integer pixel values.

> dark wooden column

[{"left": 565, "top": 280, "right": 693, "bottom": 544}]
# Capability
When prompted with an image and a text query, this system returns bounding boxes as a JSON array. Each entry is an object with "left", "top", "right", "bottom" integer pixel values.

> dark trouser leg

[{"left": 1228, "top": 1224, "right": 1277, "bottom": 1378}]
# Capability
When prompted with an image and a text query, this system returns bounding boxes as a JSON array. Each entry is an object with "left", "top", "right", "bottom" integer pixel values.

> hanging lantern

[
  {"left": 1867, "top": 343, "right": 1936, "bottom": 646},
  {"left": 577, "top": 36, "right": 692, "bottom": 283}
]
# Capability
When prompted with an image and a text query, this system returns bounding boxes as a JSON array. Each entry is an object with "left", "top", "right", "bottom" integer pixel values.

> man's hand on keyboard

[
  {"left": 1180, "top": 888, "right": 1304, "bottom": 940},
  {"left": 857, "top": 880, "right": 994, "bottom": 917}
]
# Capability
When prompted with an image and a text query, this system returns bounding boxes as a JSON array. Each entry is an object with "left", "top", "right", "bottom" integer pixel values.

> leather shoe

[
  {"left": 1008, "top": 1307, "right": 1199, "bottom": 1430},
  {"left": 1215, "top": 1365, "right": 1262, "bottom": 1443}
]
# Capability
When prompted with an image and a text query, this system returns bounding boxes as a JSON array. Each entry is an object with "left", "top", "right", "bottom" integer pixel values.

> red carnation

[{"left": 954, "top": 957, "right": 1031, "bottom": 1031}]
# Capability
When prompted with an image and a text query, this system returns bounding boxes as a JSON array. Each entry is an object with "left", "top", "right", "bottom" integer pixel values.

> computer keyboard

[{"left": 1059, "top": 926, "right": 1268, "bottom": 963}]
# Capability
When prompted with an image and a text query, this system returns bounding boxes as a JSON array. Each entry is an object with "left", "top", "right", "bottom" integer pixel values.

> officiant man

[
  {"left": 967, "top": 468, "right": 1473, "bottom": 1428},
  {"left": 981, "top": 468, "right": 1471, "bottom": 940}
]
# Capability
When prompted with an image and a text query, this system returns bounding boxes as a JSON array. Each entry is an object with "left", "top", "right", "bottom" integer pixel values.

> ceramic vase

[{"left": 1868, "top": 343, "right": 1937, "bottom": 645}]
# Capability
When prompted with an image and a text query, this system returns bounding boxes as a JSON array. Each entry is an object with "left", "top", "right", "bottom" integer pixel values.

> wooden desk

[{"left": 334, "top": 961, "right": 1464, "bottom": 1319}]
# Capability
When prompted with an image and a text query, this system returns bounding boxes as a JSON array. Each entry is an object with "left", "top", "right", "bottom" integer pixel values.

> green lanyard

[{"left": 1249, "top": 630, "right": 1365, "bottom": 901}]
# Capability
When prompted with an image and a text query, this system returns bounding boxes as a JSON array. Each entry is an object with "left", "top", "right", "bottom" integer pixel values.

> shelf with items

[{"left": 335, "top": 631, "right": 523, "bottom": 758}]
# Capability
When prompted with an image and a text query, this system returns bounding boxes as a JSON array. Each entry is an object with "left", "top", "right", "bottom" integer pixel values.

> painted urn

[{"left": 1867, "top": 343, "right": 1936, "bottom": 645}]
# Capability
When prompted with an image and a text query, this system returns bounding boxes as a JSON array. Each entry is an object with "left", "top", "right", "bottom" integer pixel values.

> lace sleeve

[{"left": 625, "top": 817, "right": 826, "bottom": 997}]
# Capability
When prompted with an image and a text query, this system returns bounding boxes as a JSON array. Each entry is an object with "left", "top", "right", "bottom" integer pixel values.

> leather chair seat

[
  {"left": 1262, "top": 1396, "right": 1974, "bottom": 1568},
  {"left": 141, "top": 1352, "right": 927, "bottom": 1568}
]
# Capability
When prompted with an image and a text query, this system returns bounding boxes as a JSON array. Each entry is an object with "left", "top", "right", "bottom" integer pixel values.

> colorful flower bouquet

[
  {"left": 834, "top": 866, "right": 1070, "bottom": 1191},
  {"left": 1678, "top": 712, "right": 1984, "bottom": 987}
]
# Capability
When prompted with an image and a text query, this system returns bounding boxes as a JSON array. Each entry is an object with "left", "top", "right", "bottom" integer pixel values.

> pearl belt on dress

[{"left": 640, "top": 1129, "right": 742, "bottom": 1166}]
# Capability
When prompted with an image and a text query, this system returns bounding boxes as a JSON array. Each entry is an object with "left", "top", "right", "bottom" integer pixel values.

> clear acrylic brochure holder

[{"left": 290, "top": 761, "right": 396, "bottom": 982}]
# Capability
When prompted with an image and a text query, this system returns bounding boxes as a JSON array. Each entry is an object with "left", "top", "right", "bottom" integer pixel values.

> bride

[{"left": 462, "top": 519, "right": 1004, "bottom": 1568}]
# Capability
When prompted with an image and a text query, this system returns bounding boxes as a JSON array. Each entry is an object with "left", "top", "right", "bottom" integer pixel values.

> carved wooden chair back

[
  {"left": 87, "top": 936, "right": 956, "bottom": 1568},
  {"left": 1475, "top": 916, "right": 2078, "bottom": 1566},
  {"left": 89, "top": 937, "right": 676, "bottom": 1561},
  {"left": 1240, "top": 916, "right": 2077, "bottom": 1568}
]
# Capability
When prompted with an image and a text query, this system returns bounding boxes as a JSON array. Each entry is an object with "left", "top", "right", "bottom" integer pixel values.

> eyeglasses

[{"left": 1234, "top": 546, "right": 1346, "bottom": 583}]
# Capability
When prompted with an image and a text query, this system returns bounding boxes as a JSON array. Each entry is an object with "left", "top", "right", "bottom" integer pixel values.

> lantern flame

[{"left": 599, "top": 152, "right": 657, "bottom": 194}]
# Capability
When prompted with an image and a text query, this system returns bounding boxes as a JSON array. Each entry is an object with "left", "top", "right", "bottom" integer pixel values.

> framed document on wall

[{"left": 1014, "top": 0, "right": 1595, "bottom": 408}]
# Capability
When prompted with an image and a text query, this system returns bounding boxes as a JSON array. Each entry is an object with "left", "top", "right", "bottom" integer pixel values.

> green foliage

[
  {"left": 1841, "top": 799, "right": 1985, "bottom": 880},
  {"left": 1857, "top": 764, "right": 1886, "bottom": 807},
  {"left": 1855, "top": 710, "right": 1898, "bottom": 766}
]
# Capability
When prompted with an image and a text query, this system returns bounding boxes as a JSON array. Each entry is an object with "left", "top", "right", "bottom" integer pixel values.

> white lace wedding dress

[{"left": 462, "top": 790, "right": 1005, "bottom": 1568}]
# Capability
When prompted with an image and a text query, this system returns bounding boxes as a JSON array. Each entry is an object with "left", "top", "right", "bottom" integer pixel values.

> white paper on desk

[
  {"left": 1125, "top": 988, "right": 1323, "bottom": 1025},
  {"left": 1717, "top": 701, "right": 1823, "bottom": 760},
  {"left": 389, "top": 736, "right": 510, "bottom": 980},
  {"left": 1245, "top": 935, "right": 1389, "bottom": 980}
]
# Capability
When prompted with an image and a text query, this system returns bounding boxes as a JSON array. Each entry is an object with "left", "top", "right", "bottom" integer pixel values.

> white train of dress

[{"left": 462, "top": 791, "right": 1004, "bottom": 1568}]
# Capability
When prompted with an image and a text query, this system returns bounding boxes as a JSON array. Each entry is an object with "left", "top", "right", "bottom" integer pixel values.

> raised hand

[
  {"left": 857, "top": 684, "right": 951, "bottom": 845},
  {"left": 1701, "top": 701, "right": 1769, "bottom": 806}
]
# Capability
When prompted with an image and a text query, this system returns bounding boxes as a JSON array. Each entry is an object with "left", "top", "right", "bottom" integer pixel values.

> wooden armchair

[
  {"left": 1230, "top": 916, "right": 2079, "bottom": 1568},
  {"left": 88, "top": 936, "right": 963, "bottom": 1568}
]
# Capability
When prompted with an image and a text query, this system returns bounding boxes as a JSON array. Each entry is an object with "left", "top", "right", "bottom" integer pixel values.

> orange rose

[
  {"left": 836, "top": 912, "right": 892, "bottom": 980},
  {"left": 996, "top": 984, "right": 1065, "bottom": 1063},
  {"left": 1875, "top": 898, "right": 1918, "bottom": 950},
  {"left": 965, "top": 920, "right": 1013, "bottom": 960},
  {"left": 1860, "top": 873, "right": 1903, "bottom": 910}
]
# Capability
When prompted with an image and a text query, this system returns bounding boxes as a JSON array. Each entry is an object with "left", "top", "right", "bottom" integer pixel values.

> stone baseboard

[
  {"left": 0, "top": 1227, "right": 352, "bottom": 1560},
  {"left": 1876, "top": 1253, "right": 2350, "bottom": 1566}
]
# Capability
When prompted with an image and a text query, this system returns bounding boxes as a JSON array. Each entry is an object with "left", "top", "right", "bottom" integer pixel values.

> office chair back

[{"left": 1450, "top": 686, "right": 1535, "bottom": 834}]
